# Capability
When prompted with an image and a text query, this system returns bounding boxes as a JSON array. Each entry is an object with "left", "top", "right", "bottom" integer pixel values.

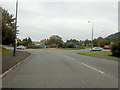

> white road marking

[{"left": 81, "top": 63, "right": 104, "bottom": 74}]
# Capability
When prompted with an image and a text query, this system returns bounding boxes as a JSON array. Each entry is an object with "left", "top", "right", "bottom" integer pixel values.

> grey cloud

[{"left": 1, "top": 2, "right": 118, "bottom": 41}]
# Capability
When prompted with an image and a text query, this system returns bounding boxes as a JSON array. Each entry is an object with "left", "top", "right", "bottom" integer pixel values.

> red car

[{"left": 104, "top": 45, "right": 111, "bottom": 49}]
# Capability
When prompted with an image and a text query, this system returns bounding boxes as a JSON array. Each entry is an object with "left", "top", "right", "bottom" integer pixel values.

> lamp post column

[
  {"left": 13, "top": 0, "right": 18, "bottom": 56},
  {"left": 88, "top": 21, "right": 94, "bottom": 51}
]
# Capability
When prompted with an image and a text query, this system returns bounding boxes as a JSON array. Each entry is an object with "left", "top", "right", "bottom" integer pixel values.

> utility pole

[
  {"left": 13, "top": 0, "right": 18, "bottom": 56},
  {"left": 88, "top": 21, "right": 94, "bottom": 51}
]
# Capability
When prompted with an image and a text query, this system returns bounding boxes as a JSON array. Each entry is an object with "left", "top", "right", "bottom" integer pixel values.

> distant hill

[{"left": 106, "top": 32, "right": 120, "bottom": 40}]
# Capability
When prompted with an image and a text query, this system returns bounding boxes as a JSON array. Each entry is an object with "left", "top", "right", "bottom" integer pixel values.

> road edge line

[{"left": 0, "top": 53, "right": 31, "bottom": 79}]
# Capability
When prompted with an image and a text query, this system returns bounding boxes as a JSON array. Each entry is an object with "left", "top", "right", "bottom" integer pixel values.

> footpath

[{"left": 1, "top": 51, "right": 31, "bottom": 75}]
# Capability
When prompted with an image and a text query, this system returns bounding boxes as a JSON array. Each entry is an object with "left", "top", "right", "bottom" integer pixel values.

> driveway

[{"left": 2, "top": 49, "right": 118, "bottom": 88}]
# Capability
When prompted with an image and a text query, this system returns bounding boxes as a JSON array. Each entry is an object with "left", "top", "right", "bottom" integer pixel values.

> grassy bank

[
  {"left": 77, "top": 51, "right": 106, "bottom": 55},
  {"left": 61, "top": 48, "right": 83, "bottom": 50},
  {"left": 27, "top": 45, "right": 42, "bottom": 49},
  {"left": 101, "top": 53, "right": 120, "bottom": 58},
  {"left": 0, "top": 47, "right": 12, "bottom": 55},
  {"left": 83, "top": 46, "right": 91, "bottom": 48}
]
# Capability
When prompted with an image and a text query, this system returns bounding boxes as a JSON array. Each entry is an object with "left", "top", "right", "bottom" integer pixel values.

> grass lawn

[
  {"left": 0, "top": 47, "right": 12, "bottom": 55},
  {"left": 83, "top": 46, "right": 91, "bottom": 48},
  {"left": 101, "top": 53, "right": 120, "bottom": 58},
  {"left": 77, "top": 51, "right": 106, "bottom": 55},
  {"left": 61, "top": 48, "right": 84, "bottom": 50}
]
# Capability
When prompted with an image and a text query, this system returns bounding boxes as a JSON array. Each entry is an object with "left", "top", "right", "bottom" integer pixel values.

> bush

[
  {"left": 19, "top": 41, "right": 28, "bottom": 46},
  {"left": 66, "top": 43, "right": 75, "bottom": 48},
  {"left": 79, "top": 46, "right": 85, "bottom": 49},
  {"left": 27, "top": 45, "right": 42, "bottom": 49},
  {"left": 111, "top": 41, "right": 120, "bottom": 57}
]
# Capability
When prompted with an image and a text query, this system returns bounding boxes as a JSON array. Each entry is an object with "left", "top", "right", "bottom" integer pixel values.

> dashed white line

[{"left": 81, "top": 63, "right": 104, "bottom": 74}]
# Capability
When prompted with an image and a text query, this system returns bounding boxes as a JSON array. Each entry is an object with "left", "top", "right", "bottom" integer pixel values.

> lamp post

[
  {"left": 13, "top": 0, "right": 18, "bottom": 56},
  {"left": 88, "top": 21, "right": 94, "bottom": 51}
]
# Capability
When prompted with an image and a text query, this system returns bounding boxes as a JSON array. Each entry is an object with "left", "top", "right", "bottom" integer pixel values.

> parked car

[
  {"left": 17, "top": 45, "right": 26, "bottom": 50},
  {"left": 104, "top": 45, "right": 111, "bottom": 49},
  {"left": 90, "top": 47, "right": 102, "bottom": 51}
]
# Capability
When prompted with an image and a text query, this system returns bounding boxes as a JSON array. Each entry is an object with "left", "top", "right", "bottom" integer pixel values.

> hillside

[{"left": 106, "top": 32, "right": 120, "bottom": 40}]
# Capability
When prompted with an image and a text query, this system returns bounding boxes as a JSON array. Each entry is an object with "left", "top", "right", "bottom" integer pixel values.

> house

[
  {"left": 32, "top": 41, "right": 41, "bottom": 46},
  {"left": 40, "top": 39, "right": 48, "bottom": 47}
]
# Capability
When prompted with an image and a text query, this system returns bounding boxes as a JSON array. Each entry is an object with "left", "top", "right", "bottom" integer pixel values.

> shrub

[
  {"left": 19, "top": 41, "right": 28, "bottom": 46},
  {"left": 27, "top": 45, "right": 42, "bottom": 49},
  {"left": 66, "top": 43, "right": 75, "bottom": 48},
  {"left": 79, "top": 46, "right": 85, "bottom": 49},
  {"left": 111, "top": 41, "right": 120, "bottom": 57}
]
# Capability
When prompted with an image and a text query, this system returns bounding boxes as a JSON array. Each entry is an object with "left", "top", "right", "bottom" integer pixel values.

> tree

[
  {"left": 27, "top": 37, "right": 32, "bottom": 45},
  {"left": 66, "top": 39, "right": 80, "bottom": 46},
  {"left": 19, "top": 41, "right": 28, "bottom": 46},
  {"left": 67, "top": 39, "right": 79, "bottom": 43},
  {"left": 93, "top": 39, "right": 98, "bottom": 47},
  {"left": 19, "top": 37, "right": 32, "bottom": 46},
  {"left": 66, "top": 43, "right": 75, "bottom": 48},
  {"left": 84, "top": 39, "right": 90, "bottom": 46},
  {"left": 23, "top": 38, "right": 28, "bottom": 42},
  {"left": 1, "top": 7, "right": 19, "bottom": 45},
  {"left": 45, "top": 35, "right": 64, "bottom": 48}
]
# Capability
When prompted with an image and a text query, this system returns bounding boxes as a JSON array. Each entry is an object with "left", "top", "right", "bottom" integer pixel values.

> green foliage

[
  {"left": 50, "top": 43, "right": 58, "bottom": 48},
  {"left": 77, "top": 51, "right": 106, "bottom": 55},
  {"left": 27, "top": 37, "right": 32, "bottom": 44},
  {"left": 0, "top": 47, "right": 12, "bottom": 55},
  {"left": 107, "top": 32, "right": 120, "bottom": 41},
  {"left": 65, "top": 43, "right": 75, "bottom": 48},
  {"left": 1, "top": 7, "right": 19, "bottom": 45},
  {"left": 111, "top": 41, "right": 120, "bottom": 57},
  {"left": 101, "top": 53, "right": 119, "bottom": 58},
  {"left": 19, "top": 41, "right": 28, "bottom": 46},
  {"left": 67, "top": 39, "right": 79, "bottom": 43},
  {"left": 27, "top": 45, "right": 42, "bottom": 49},
  {"left": 23, "top": 38, "right": 28, "bottom": 41},
  {"left": 92, "top": 37, "right": 114, "bottom": 47},
  {"left": 84, "top": 39, "right": 90, "bottom": 46},
  {"left": 44, "top": 40, "right": 49, "bottom": 46},
  {"left": 45, "top": 35, "right": 64, "bottom": 48},
  {"left": 93, "top": 39, "right": 98, "bottom": 47},
  {"left": 62, "top": 43, "right": 67, "bottom": 48},
  {"left": 19, "top": 37, "right": 32, "bottom": 46}
]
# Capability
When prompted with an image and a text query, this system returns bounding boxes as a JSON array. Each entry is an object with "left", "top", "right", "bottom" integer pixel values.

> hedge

[
  {"left": 111, "top": 41, "right": 120, "bottom": 57},
  {"left": 27, "top": 45, "right": 42, "bottom": 49}
]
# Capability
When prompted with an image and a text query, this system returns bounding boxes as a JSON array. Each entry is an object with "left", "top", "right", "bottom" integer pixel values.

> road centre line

[{"left": 81, "top": 63, "right": 104, "bottom": 74}]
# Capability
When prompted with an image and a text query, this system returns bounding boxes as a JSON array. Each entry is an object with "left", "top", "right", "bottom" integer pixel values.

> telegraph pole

[{"left": 13, "top": 0, "right": 18, "bottom": 56}]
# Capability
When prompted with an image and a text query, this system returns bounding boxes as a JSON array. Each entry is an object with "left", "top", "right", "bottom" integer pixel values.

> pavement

[
  {"left": 2, "top": 51, "right": 31, "bottom": 74},
  {"left": 2, "top": 48, "right": 118, "bottom": 88}
]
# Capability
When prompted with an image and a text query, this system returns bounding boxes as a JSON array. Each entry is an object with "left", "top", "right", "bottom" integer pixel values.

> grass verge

[
  {"left": 83, "top": 46, "right": 91, "bottom": 48},
  {"left": 0, "top": 47, "right": 12, "bottom": 55},
  {"left": 77, "top": 51, "right": 106, "bottom": 55},
  {"left": 62, "top": 48, "right": 83, "bottom": 50},
  {"left": 101, "top": 53, "right": 120, "bottom": 58},
  {"left": 27, "top": 45, "right": 42, "bottom": 49}
]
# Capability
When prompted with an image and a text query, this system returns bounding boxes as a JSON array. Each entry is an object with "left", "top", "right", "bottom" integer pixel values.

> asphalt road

[{"left": 2, "top": 49, "right": 118, "bottom": 88}]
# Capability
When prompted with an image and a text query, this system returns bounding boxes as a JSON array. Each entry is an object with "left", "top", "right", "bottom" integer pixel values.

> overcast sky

[{"left": 0, "top": 0, "right": 118, "bottom": 41}]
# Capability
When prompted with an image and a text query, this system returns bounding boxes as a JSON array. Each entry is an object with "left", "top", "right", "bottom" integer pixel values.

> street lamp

[
  {"left": 13, "top": 0, "right": 18, "bottom": 56},
  {"left": 88, "top": 21, "right": 94, "bottom": 51}
]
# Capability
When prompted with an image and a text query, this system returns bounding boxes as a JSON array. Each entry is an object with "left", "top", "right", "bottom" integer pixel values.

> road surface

[{"left": 2, "top": 49, "right": 118, "bottom": 88}]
